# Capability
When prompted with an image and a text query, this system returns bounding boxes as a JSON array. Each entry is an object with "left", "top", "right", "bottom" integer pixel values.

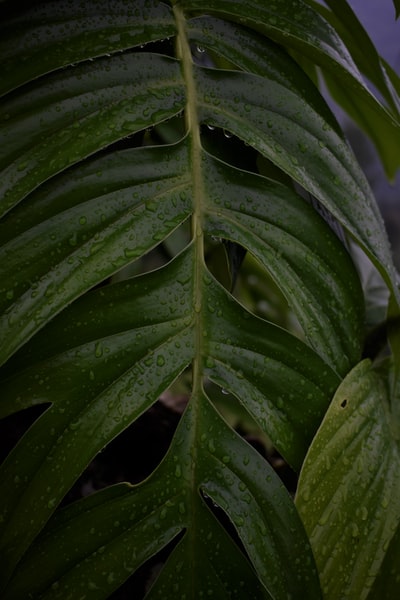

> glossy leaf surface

[
  {"left": 297, "top": 360, "right": 400, "bottom": 599},
  {"left": 0, "top": 1, "right": 398, "bottom": 598},
  {"left": 3, "top": 398, "right": 321, "bottom": 599}
]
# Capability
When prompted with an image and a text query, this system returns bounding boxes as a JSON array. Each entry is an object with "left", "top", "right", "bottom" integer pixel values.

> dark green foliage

[{"left": 1, "top": 1, "right": 400, "bottom": 598}]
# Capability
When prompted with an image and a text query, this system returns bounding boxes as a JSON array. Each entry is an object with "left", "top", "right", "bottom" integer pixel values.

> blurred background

[{"left": 329, "top": 0, "right": 400, "bottom": 269}]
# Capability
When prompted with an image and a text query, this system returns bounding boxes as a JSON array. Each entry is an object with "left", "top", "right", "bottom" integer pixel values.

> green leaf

[
  {"left": 3, "top": 399, "right": 321, "bottom": 600},
  {"left": 202, "top": 153, "right": 364, "bottom": 375},
  {"left": 394, "top": 0, "right": 400, "bottom": 19},
  {"left": 0, "top": 141, "right": 192, "bottom": 364},
  {"left": 0, "top": 247, "right": 338, "bottom": 583},
  {"left": 0, "top": 0, "right": 176, "bottom": 96},
  {"left": 0, "top": 52, "right": 185, "bottom": 217},
  {"left": 296, "top": 360, "right": 400, "bottom": 599},
  {"left": 308, "top": 0, "right": 400, "bottom": 178},
  {"left": 310, "top": 0, "right": 400, "bottom": 113},
  {"left": 180, "top": 0, "right": 400, "bottom": 128},
  {"left": 1, "top": 1, "right": 399, "bottom": 597}
]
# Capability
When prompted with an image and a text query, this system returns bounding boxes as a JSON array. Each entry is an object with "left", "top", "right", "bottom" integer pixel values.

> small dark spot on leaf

[{"left": 340, "top": 398, "right": 347, "bottom": 408}]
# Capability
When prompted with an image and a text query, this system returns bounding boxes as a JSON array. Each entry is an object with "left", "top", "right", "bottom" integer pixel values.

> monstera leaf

[{"left": 0, "top": 1, "right": 399, "bottom": 598}]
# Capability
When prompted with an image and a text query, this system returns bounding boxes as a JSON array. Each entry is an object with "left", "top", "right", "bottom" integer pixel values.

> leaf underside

[{"left": 0, "top": 0, "right": 398, "bottom": 598}]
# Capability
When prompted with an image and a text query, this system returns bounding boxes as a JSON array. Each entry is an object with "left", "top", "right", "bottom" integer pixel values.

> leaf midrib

[{"left": 173, "top": 5, "right": 207, "bottom": 595}]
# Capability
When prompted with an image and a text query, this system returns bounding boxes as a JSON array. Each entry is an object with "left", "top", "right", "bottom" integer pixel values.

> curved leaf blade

[
  {"left": 181, "top": 0, "right": 400, "bottom": 124},
  {"left": 311, "top": 0, "right": 400, "bottom": 113},
  {"left": 0, "top": 0, "right": 176, "bottom": 96},
  {"left": 0, "top": 141, "right": 192, "bottom": 366},
  {"left": 202, "top": 265, "right": 340, "bottom": 470},
  {"left": 194, "top": 64, "right": 398, "bottom": 302},
  {"left": 296, "top": 360, "right": 400, "bottom": 599},
  {"left": 202, "top": 152, "right": 364, "bottom": 375},
  {"left": 0, "top": 53, "right": 185, "bottom": 216},
  {"left": 3, "top": 397, "right": 321, "bottom": 600},
  {"left": 0, "top": 249, "right": 194, "bottom": 587}
]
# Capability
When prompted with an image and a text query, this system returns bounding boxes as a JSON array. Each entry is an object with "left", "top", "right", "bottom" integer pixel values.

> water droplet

[
  {"left": 223, "top": 129, "right": 233, "bottom": 138},
  {"left": 205, "top": 357, "right": 215, "bottom": 368},
  {"left": 47, "top": 498, "right": 57, "bottom": 509},
  {"left": 221, "top": 388, "right": 229, "bottom": 395},
  {"left": 157, "top": 355, "right": 165, "bottom": 367},
  {"left": 196, "top": 45, "right": 205, "bottom": 53},
  {"left": 88, "top": 581, "right": 99, "bottom": 590}
]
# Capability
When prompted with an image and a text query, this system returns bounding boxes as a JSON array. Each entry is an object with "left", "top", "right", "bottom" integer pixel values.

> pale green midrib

[
  {"left": 173, "top": 6, "right": 205, "bottom": 592},
  {"left": 173, "top": 4, "right": 205, "bottom": 391}
]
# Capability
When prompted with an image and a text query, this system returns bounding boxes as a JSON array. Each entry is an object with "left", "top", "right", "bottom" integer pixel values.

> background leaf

[
  {"left": 296, "top": 360, "right": 400, "bottom": 599},
  {"left": 308, "top": 0, "right": 400, "bottom": 179}
]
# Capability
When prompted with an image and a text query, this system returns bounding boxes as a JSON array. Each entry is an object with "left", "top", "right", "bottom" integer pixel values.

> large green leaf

[
  {"left": 296, "top": 359, "right": 400, "bottom": 599},
  {"left": 1, "top": 0, "right": 398, "bottom": 597},
  {"left": 0, "top": 245, "right": 339, "bottom": 586},
  {"left": 181, "top": 0, "right": 400, "bottom": 166},
  {"left": 1, "top": 397, "right": 321, "bottom": 599}
]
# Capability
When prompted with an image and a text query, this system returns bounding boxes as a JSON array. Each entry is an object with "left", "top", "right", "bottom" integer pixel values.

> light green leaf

[{"left": 296, "top": 359, "right": 400, "bottom": 599}]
